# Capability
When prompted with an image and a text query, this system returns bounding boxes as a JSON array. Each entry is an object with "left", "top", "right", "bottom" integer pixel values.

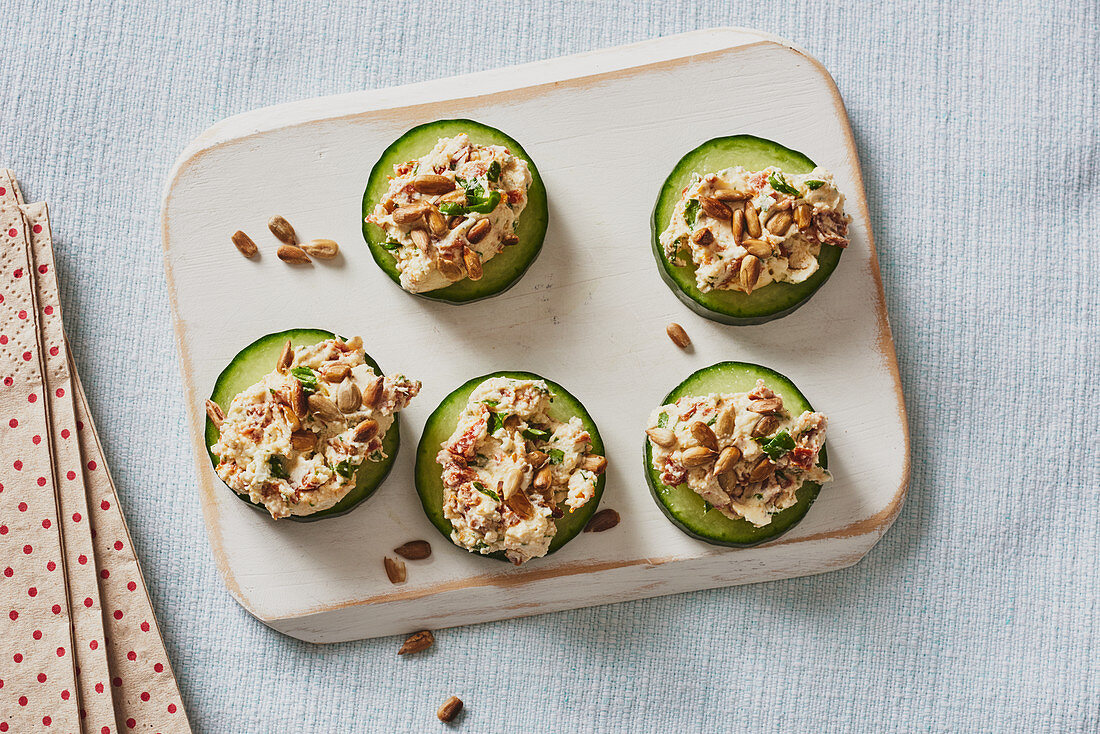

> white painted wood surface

[{"left": 162, "top": 28, "right": 909, "bottom": 643}]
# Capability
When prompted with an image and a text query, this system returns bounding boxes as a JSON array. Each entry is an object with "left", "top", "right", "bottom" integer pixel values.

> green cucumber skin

[
  {"left": 414, "top": 371, "right": 605, "bottom": 563},
  {"left": 205, "top": 328, "right": 400, "bottom": 523},
  {"left": 644, "top": 361, "right": 826, "bottom": 547},
  {"left": 362, "top": 119, "right": 549, "bottom": 304},
  {"left": 651, "top": 135, "right": 843, "bottom": 326}
]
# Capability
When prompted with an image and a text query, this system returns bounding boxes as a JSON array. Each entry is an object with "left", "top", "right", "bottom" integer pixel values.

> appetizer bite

[
  {"left": 205, "top": 329, "right": 420, "bottom": 521},
  {"left": 644, "top": 362, "right": 829, "bottom": 546},
  {"left": 415, "top": 373, "right": 606, "bottom": 565},
  {"left": 652, "top": 135, "right": 850, "bottom": 324},
  {"left": 363, "top": 119, "right": 548, "bottom": 303}
]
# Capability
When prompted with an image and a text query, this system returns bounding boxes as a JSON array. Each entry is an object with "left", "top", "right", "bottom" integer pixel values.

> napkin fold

[{"left": 1, "top": 171, "right": 190, "bottom": 733}]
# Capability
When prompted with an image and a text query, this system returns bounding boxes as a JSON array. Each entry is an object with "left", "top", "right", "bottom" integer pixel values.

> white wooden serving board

[{"left": 163, "top": 28, "right": 909, "bottom": 643}]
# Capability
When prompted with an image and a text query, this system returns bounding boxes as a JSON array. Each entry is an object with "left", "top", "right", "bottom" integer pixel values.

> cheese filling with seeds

[
  {"left": 436, "top": 377, "right": 604, "bottom": 565},
  {"left": 367, "top": 134, "right": 532, "bottom": 293},
  {"left": 211, "top": 338, "right": 420, "bottom": 519},
  {"left": 645, "top": 380, "right": 830, "bottom": 527},
  {"left": 659, "top": 166, "right": 850, "bottom": 294}
]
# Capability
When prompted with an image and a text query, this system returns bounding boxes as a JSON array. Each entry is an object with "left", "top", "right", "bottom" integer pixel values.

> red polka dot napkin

[
  {"left": 20, "top": 200, "right": 117, "bottom": 733},
  {"left": 1, "top": 172, "right": 190, "bottom": 733},
  {"left": 0, "top": 180, "right": 81, "bottom": 732}
]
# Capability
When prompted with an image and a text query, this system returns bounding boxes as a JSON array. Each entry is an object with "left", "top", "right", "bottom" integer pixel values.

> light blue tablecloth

[{"left": 3, "top": 0, "right": 1096, "bottom": 731}]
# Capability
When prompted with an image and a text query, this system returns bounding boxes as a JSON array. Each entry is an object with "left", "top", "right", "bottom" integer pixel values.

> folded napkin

[{"left": 0, "top": 171, "right": 190, "bottom": 733}]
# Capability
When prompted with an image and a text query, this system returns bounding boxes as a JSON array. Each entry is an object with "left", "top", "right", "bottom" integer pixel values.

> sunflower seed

[
  {"left": 284, "top": 379, "right": 307, "bottom": 418},
  {"left": 766, "top": 210, "right": 793, "bottom": 236},
  {"left": 751, "top": 414, "right": 780, "bottom": 438},
  {"left": 384, "top": 556, "right": 406, "bottom": 584},
  {"left": 579, "top": 455, "right": 607, "bottom": 475},
  {"left": 501, "top": 465, "right": 524, "bottom": 499},
  {"left": 699, "top": 196, "right": 732, "bottom": 220},
  {"left": 392, "top": 201, "right": 429, "bottom": 225},
  {"left": 666, "top": 322, "right": 691, "bottom": 349},
  {"left": 646, "top": 427, "right": 676, "bottom": 447},
  {"left": 409, "top": 228, "right": 431, "bottom": 254},
  {"left": 231, "top": 230, "right": 258, "bottom": 257},
  {"left": 290, "top": 430, "right": 317, "bottom": 452},
  {"left": 795, "top": 203, "right": 813, "bottom": 230},
  {"left": 506, "top": 490, "right": 536, "bottom": 520},
  {"left": 321, "top": 363, "right": 350, "bottom": 382},
  {"left": 336, "top": 380, "right": 362, "bottom": 413},
  {"left": 689, "top": 421, "right": 719, "bottom": 451},
  {"left": 301, "top": 238, "right": 339, "bottom": 259},
  {"left": 741, "top": 239, "right": 771, "bottom": 258},
  {"left": 739, "top": 255, "right": 762, "bottom": 294},
  {"left": 526, "top": 450, "right": 549, "bottom": 468},
  {"left": 731, "top": 208, "right": 744, "bottom": 245},
  {"left": 690, "top": 227, "right": 713, "bottom": 246},
  {"left": 462, "top": 246, "right": 483, "bottom": 280},
  {"left": 437, "top": 696, "right": 463, "bottom": 723},
  {"left": 714, "top": 409, "right": 734, "bottom": 437},
  {"left": 362, "top": 376, "right": 383, "bottom": 408},
  {"left": 268, "top": 215, "right": 297, "bottom": 245},
  {"left": 279, "top": 404, "right": 301, "bottom": 432},
  {"left": 533, "top": 465, "right": 552, "bottom": 491},
  {"left": 398, "top": 629, "right": 434, "bottom": 655},
  {"left": 394, "top": 540, "right": 432, "bottom": 560},
  {"left": 713, "top": 445, "right": 742, "bottom": 475},
  {"left": 744, "top": 204, "right": 762, "bottom": 238},
  {"left": 204, "top": 399, "right": 225, "bottom": 428},
  {"left": 277, "top": 245, "right": 311, "bottom": 264},
  {"left": 436, "top": 189, "right": 466, "bottom": 204},
  {"left": 749, "top": 455, "right": 775, "bottom": 482},
  {"left": 466, "top": 218, "right": 491, "bottom": 245},
  {"left": 307, "top": 393, "right": 342, "bottom": 422},
  {"left": 681, "top": 446, "right": 717, "bottom": 466},
  {"left": 501, "top": 232, "right": 519, "bottom": 247},
  {"left": 584, "top": 508, "right": 620, "bottom": 533},
  {"left": 411, "top": 174, "right": 455, "bottom": 195},
  {"left": 352, "top": 418, "right": 378, "bottom": 442},
  {"left": 427, "top": 207, "right": 449, "bottom": 237},
  {"left": 713, "top": 187, "right": 750, "bottom": 201},
  {"left": 748, "top": 397, "right": 783, "bottom": 414}
]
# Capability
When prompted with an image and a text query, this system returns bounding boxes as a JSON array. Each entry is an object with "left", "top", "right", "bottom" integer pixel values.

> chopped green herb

[
  {"left": 290, "top": 366, "right": 318, "bottom": 392},
  {"left": 334, "top": 459, "right": 354, "bottom": 479},
  {"left": 684, "top": 199, "right": 700, "bottom": 226},
  {"left": 487, "top": 160, "right": 501, "bottom": 182},
  {"left": 473, "top": 481, "right": 499, "bottom": 502},
  {"left": 465, "top": 190, "right": 501, "bottom": 214},
  {"left": 438, "top": 201, "right": 467, "bottom": 216},
  {"left": 481, "top": 399, "right": 500, "bottom": 407},
  {"left": 268, "top": 456, "right": 290, "bottom": 480},
  {"left": 760, "top": 430, "right": 796, "bottom": 460},
  {"left": 706, "top": 415, "right": 717, "bottom": 426},
  {"left": 657, "top": 412, "right": 669, "bottom": 428},
  {"left": 702, "top": 500, "right": 712, "bottom": 514},
  {"left": 804, "top": 179, "right": 826, "bottom": 190},
  {"left": 547, "top": 448, "right": 565, "bottom": 465},
  {"left": 754, "top": 493, "right": 763, "bottom": 500},
  {"left": 487, "top": 412, "right": 507, "bottom": 435},
  {"left": 368, "top": 451, "right": 383, "bottom": 462},
  {"left": 381, "top": 237, "right": 403, "bottom": 250},
  {"left": 768, "top": 172, "right": 800, "bottom": 197},
  {"left": 522, "top": 427, "right": 549, "bottom": 440}
]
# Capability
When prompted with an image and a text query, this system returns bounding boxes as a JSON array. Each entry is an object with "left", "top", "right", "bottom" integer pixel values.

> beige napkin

[
  {"left": 0, "top": 182, "right": 81, "bottom": 731},
  {"left": 2, "top": 170, "right": 190, "bottom": 732},
  {"left": 20, "top": 200, "right": 117, "bottom": 732}
]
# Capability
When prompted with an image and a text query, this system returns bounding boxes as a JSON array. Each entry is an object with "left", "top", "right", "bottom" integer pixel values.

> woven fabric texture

[{"left": 1, "top": 0, "right": 1096, "bottom": 731}]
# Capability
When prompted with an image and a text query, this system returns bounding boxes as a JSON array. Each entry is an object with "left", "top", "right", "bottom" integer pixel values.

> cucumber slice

[
  {"left": 644, "top": 362, "right": 827, "bottom": 546},
  {"left": 362, "top": 119, "right": 548, "bottom": 303},
  {"left": 651, "top": 135, "right": 843, "bottom": 325},
  {"left": 414, "top": 371, "right": 605, "bottom": 562},
  {"left": 205, "top": 328, "right": 400, "bottom": 522}
]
